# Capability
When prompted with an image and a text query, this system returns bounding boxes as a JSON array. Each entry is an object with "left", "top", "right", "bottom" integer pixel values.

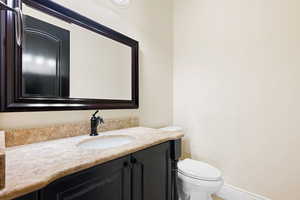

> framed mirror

[{"left": 0, "top": 0, "right": 139, "bottom": 112}]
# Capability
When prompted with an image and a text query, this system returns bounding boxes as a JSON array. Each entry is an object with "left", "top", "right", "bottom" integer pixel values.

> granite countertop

[{"left": 0, "top": 127, "right": 183, "bottom": 200}]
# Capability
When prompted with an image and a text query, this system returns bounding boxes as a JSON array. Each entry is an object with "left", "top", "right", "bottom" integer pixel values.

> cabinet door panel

[
  {"left": 132, "top": 142, "right": 171, "bottom": 200},
  {"left": 42, "top": 156, "right": 131, "bottom": 200}
]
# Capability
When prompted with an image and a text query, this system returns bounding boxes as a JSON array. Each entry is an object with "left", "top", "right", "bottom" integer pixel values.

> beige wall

[
  {"left": 0, "top": 0, "right": 173, "bottom": 129},
  {"left": 173, "top": 0, "right": 300, "bottom": 199}
]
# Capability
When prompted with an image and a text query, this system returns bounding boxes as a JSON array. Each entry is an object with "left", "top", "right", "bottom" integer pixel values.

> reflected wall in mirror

[
  {"left": 22, "top": 3, "right": 132, "bottom": 100},
  {"left": 0, "top": 0, "right": 138, "bottom": 111}
]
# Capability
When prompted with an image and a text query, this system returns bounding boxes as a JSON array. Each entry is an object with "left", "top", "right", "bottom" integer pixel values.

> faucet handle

[{"left": 92, "top": 110, "right": 99, "bottom": 117}]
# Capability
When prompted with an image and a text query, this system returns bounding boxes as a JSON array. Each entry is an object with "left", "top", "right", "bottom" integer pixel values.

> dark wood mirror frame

[{"left": 0, "top": 0, "right": 139, "bottom": 112}]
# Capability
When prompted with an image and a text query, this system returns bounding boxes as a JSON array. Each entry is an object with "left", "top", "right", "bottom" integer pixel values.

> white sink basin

[{"left": 78, "top": 135, "right": 135, "bottom": 150}]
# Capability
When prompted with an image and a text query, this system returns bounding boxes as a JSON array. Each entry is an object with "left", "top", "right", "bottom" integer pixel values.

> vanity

[
  {"left": 16, "top": 141, "right": 179, "bottom": 200},
  {"left": 0, "top": 127, "right": 182, "bottom": 200}
]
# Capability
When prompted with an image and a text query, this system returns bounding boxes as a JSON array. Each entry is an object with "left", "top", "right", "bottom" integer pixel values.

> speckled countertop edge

[{"left": 0, "top": 127, "right": 183, "bottom": 200}]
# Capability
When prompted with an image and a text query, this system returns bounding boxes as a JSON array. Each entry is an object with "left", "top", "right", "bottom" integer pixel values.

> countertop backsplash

[{"left": 4, "top": 117, "right": 139, "bottom": 147}]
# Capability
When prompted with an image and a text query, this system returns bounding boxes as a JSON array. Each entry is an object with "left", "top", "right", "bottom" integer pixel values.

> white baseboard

[{"left": 217, "top": 183, "right": 271, "bottom": 200}]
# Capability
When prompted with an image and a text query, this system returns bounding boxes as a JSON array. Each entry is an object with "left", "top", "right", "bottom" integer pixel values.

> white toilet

[
  {"left": 177, "top": 159, "right": 223, "bottom": 200},
  {"left": 160, "top": 127, "right": 224, "bottom": 200}
]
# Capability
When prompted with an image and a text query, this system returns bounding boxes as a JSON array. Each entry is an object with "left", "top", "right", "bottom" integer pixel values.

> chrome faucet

[{"left": 90, "top": 110, "right": 104, "bottom": 136}]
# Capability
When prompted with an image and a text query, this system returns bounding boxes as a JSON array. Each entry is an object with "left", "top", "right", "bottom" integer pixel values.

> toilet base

[
  {"left": 189, "top": 191, "right": 213, "bottom": 200},
  {"left": 178, "top": 185, "right": 215, "bottom": 200},
  {"left": 178, "top": 193, "right": 214, "bottom": 200}
]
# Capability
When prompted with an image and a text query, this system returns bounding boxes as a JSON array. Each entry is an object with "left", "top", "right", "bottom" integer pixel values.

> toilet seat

[{"left": 178, "top": 159, "right": 222, "bottom": 181}]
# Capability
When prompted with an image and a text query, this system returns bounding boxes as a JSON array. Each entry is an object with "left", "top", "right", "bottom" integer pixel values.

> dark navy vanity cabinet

[{"left": 14, "top": 140, "right": 181, "bottom": 200}]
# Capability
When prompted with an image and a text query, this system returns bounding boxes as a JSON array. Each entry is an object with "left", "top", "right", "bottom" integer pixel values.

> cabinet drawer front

[{"left": 42, "top": 156, "right": 131, "bottom": 200}]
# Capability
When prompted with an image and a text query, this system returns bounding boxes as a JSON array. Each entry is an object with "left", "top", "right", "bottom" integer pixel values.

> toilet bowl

[{"left": 177, "top": 159, "right": 224, "bottom": 200}]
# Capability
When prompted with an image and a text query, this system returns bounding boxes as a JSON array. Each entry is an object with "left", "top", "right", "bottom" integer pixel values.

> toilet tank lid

[
  {"left": 159, "top": 126, "right": 183, "bottom": 132},
  {"left": 178, "top": 159, "right": 222, "bottom": 181}
]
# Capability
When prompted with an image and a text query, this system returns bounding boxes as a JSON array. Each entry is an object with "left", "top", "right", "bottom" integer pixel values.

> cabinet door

[
  {"left": 132, "top": 142, "right": 171, "bottom": 200},
  {"left": 23, "top": 15, "right": 70, "bottom": 98},
  {"left": 42, "top": 156, "right": 131, "bottom": 200}
]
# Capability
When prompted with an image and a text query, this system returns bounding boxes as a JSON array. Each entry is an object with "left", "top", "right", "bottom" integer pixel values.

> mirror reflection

[{"left": 22, "top": 3, "right": 132, "bottom": 100}]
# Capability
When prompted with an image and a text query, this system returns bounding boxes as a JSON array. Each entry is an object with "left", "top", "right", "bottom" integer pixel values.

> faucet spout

[{"left": 90, "top": 110, "right": 104, "bottom": 136}]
